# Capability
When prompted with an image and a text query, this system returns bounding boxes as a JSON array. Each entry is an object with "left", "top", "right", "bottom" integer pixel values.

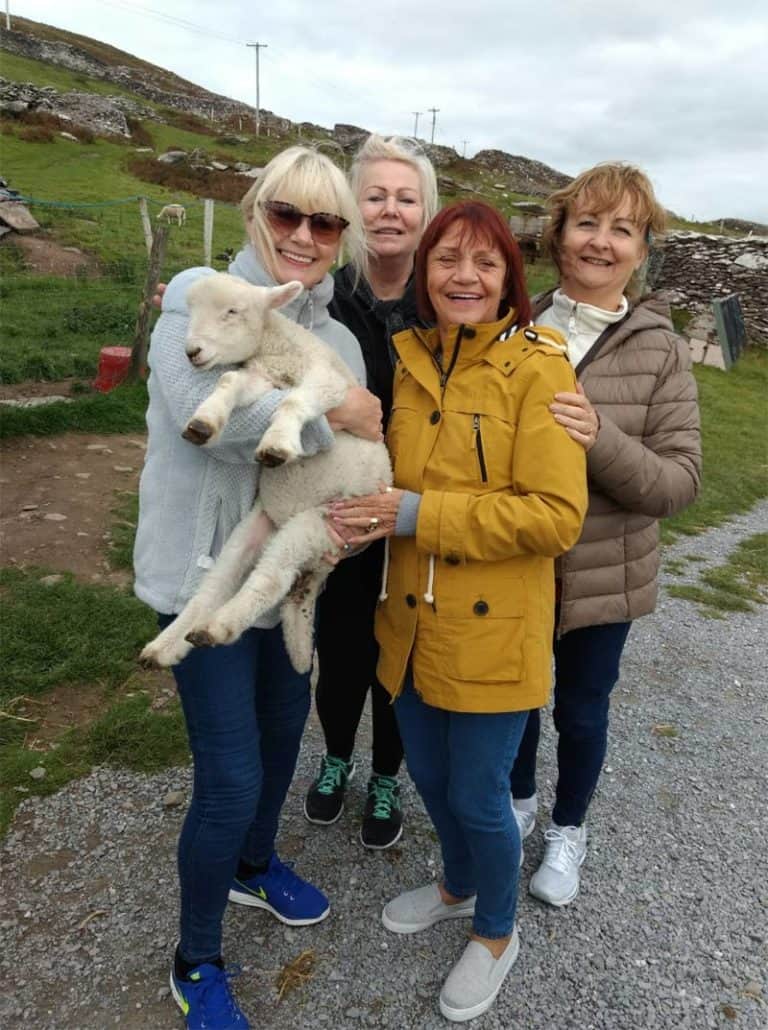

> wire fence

[{"left": 0, "top": 195, "right": 244, "bottom": 384}]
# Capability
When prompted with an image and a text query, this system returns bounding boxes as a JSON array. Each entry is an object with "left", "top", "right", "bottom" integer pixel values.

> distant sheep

[
  {"left": 139, "top": 273, "right": 392, "bottom": 673},
  {"left": 156, "top": 203, "right": 186, "bottom": 226}
]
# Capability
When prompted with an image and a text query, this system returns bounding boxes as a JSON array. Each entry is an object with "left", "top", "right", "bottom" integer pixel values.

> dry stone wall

[{"left": 653, "top": 232, "right": 768, "bottom": 344}]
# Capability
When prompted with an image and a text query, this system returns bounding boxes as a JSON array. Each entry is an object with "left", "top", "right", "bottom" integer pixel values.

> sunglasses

[{"left": 260, "top": 200, "right": 349, "bottom": 244}]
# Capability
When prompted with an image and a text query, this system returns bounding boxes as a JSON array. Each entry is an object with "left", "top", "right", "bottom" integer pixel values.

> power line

[{"left": 98, "top": 0, "right": 243, "bottom": 45}]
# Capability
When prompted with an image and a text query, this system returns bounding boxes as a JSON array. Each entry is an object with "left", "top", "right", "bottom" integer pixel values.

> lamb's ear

[{"left": 267, "top": 281, "right": 303, "bottom": 310}]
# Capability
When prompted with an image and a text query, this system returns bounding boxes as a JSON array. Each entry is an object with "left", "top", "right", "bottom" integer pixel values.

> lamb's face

[
  {"left": 185, "top": 276, "right": 270, "bottom": 369},
  {"left": 184, "top": 274, "right": 304, "bottom": 370}
]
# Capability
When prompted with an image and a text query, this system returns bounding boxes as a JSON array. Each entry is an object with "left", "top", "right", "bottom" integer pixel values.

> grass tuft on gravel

[
  {"left": 0, "top": 567, "right": 188, "bottom": 835},
  {"left": 667, "top": 532, "right": 768, "bottom": 617}
]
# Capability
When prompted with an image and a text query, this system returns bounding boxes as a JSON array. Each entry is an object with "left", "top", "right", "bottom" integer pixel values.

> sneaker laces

[
  {"left": 195, "top": 965, "right": 244, "bottom": 1027},
  {"left": 541, "top": 827, "right": 581, "bottom": 874},
  {"left": 267, "top": 855, "right": 307, "bottom": 901},
  {"left": 368, "top": 775, "right": 399, "bottom": 820},
  {"left": 315, "top": 755, "right": 351, "bottom": 796}
]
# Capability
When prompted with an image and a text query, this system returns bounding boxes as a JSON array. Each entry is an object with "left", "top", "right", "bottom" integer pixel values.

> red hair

[{"left": 414, "top": 201, "right": 532, "bottom": 326}]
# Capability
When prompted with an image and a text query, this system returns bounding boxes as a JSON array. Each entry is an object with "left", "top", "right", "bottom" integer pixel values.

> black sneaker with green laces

[
  {"left": 304, "top": 754, "right": 356, "bottom": 825},
  {"left": 360, "top": 774, "right": 403, "bottom": 849}
]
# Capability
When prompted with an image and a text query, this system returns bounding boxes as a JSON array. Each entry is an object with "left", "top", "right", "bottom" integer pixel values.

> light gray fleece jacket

[{"left": 133, "top": 245, "right": 365, "bottom": 621}]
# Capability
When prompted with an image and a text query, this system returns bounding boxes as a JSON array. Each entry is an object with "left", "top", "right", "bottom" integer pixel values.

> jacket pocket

[{"left": 430, "top": 580, "right": 526, "bottom": 683}]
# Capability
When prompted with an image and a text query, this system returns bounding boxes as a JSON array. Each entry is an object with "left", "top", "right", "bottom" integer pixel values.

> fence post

[
  {"left": 128, "top": 224, "right": 169, "bottom": 382},
  {"left": 203, "top": 198, "right": 214, "bottom": 267},
  {"left": 138, "top": 197, "right": 153, "bottom": 257}
]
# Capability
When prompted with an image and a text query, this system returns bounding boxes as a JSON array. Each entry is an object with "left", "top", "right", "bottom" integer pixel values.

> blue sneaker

[
  {"left": 228, "top": 853, "right": 330, "bottom": 926},
  {"left": 169, "top": 963, "right": 249, "bottom": 1029}
]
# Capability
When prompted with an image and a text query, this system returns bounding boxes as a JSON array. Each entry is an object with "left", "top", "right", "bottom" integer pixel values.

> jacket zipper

[{"left": 473, "top": 414, "right": 488, "bottom": 483}]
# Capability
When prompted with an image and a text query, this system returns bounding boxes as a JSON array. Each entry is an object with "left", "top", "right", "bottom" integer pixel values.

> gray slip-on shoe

[
  {"left": 439, "top": 926, "right": 520, "bottom": 1022},
  {"left": 381, "top": 882, "right": 475, "bottom": 934}
]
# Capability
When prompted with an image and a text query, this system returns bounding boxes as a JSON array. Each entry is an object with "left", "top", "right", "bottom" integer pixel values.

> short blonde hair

[
  {"left": 240, "top": 146, "right": 367, "bottom": 281},
  {"left": 349, "top": 134, "right": 439, "bottom": 237},
  {"left": 544, "top": 162, "right": 667, "bottom": 295}
]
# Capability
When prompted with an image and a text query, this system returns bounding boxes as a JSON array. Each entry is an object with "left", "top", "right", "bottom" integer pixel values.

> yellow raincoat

[{"left": 375, "top": 312, "right": 588, "bottom": 713}]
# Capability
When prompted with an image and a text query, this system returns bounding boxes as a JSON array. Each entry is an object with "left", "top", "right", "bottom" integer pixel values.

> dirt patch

[
  {"left": 0, "top": 379, "right": 81, "bottom": 401},
  {"left": 3, "top": 234, "right": 97, "bottom": 277},
  {"left": 0, "top": 430, "right": 146, "bottom": 583}
]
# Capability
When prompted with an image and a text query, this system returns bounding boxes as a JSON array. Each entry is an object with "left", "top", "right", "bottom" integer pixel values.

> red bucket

[{"left": 93, "top": 346, "right": 132, "bottom": 392}]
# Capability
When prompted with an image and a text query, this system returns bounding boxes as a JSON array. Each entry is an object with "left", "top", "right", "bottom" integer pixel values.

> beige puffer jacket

[{"left": 535, "top": 292, "right": 702, "bottom": 635}]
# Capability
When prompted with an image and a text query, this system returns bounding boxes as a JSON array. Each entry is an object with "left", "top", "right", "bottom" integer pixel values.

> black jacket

[{"left": 330, "top": 263, "right": 425, "bottom": 424}]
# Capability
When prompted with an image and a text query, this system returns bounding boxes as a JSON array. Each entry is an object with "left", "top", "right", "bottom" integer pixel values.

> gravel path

[{"left": 2, "top": 505, "right": 766, "bottom": 1030}]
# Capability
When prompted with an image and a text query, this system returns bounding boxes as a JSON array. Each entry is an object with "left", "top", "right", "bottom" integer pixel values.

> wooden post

[
  {"left": 128, "top": 224, "right": 169, "bottom": 382},
  {"left": 203, "top": 198, "right": 214, "bottom": 267},
  {"left": 138, "top": 197, "right": 153, "bottom": 256}
]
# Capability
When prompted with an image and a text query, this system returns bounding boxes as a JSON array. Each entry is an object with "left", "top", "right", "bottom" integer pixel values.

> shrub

[
  {"left": 19, "top": 125, "right": 55, "bottom": 143},
  {"left": 128, "top": 156, "right": 250, "bottom": 203},
  {"left": 126, "top": 117, "right": 154, "bottom": 148}
]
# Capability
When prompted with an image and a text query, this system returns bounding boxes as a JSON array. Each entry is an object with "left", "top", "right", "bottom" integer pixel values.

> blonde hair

[
  {"left": 240, "top": 146, "right": 368, "bottom": 282},
  {"left": 349, "top": 134, "right": 439, "bottom": 237},
  {"left": 544, "top": 162, "right": 667, "bottom": 297}
]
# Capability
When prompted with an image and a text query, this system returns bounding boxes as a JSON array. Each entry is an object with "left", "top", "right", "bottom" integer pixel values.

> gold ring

[
  {"left": 370, "top": 517, "right": 379, "bottom": 527},
  {"left": 385, "top": 486, "right": 393, "bottom": 493}
]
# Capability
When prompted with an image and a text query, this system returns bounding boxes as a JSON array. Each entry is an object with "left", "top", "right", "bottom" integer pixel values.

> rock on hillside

[{"left": 473, "top": 150, "right": 572, "bottom": 196}]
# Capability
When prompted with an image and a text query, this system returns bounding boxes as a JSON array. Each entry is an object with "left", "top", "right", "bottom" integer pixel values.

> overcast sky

[{"left": 12, "top": 0, "right": 768, "bottom": 222}]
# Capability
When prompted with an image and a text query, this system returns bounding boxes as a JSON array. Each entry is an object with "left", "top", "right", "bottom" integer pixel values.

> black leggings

[{"left": 315, "top": 540, "right": 404, "bottom": 777}]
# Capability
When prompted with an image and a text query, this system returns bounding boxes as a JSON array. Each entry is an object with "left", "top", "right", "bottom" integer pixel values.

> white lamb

[
  {"left": 157, "top": 203, "right": 186, "bottom": 227},
  {"left": 139, "top": 273, "right": 392, "bottom": 673}
]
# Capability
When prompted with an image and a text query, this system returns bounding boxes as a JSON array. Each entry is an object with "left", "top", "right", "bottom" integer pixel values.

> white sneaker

[
  {"left": 511, "top": 794, "right": 537, "bottom": 867},
  {"left": 529, "top": 822, "right": 587, "bottom": 907},
  {"left": 439, "top": 927, "right": 520, "bottom": 1022}
]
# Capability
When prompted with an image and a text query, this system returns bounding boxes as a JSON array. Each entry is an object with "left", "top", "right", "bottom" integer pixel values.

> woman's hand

[
  {"left": 550, "top": 383, "right": 600, "bottom": 451},
  {"left": 152, "top": 282, "right": 168, "bottom": 310},
  {"left": 322, "top": 518, "right": 360, "bottom": 566},
  {"left": 329, "top": 485, "right": 403, "bottom": 545},
  {"left": 327, "top": 386, "right": 384, "bottom": 442}
]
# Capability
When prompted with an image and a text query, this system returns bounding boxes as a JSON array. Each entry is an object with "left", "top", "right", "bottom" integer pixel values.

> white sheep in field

[
  {"left": 157, "top": 203, "right": 186, "bottom": 226},
  {"left": 139, "top": 273, "right": 392, "bottom": 673}
]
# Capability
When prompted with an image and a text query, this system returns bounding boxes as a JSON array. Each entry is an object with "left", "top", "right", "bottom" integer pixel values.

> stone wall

[{"left": 653, "top": 232, "right": 768, "bottom": 344}]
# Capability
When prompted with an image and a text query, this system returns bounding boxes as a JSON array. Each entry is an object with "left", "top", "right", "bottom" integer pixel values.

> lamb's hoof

[
  {"left": 138, "top": 651, "right": 162, "bottom": 671},
  {"left": 185, "top": 629, "right": 217, "bottom": 648},
  {"left": 182, "top": 419, "right": 214, "bottom": 445},
  {"left": 257, "top": 448, "right": 287, "bottom": 468}
]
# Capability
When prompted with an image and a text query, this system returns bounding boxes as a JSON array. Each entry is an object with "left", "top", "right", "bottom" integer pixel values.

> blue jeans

[
  {"left": 510, "top": 620, "right": 632, "bottom": 826},
  {"left": 158, "top": 615, "right": 311, "bottom": 965},
  {"left": 395, "top": 673, "right": 529, "bottom": 939}
]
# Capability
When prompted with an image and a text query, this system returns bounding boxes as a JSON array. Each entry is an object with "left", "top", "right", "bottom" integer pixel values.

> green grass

[
  {"left": 0, "top": 48, "right": 146, "bottom": 101},
  {"left": 0, "top": 383, "right": 149, "bottom": 436},
  {"left": 0, "top": 567, "right": 155, "bottom": 704},
  {"left": 667, "top": 532, "right": 768, "bottom": 617},
  {"left": 108, "top": 490, "right": 140, "bottom": 571},
  {"left": 0, "top": 693, "right": 188, "bottom": 836},
  {"left": 0, "top": 565, "right": 189, "bottom": 834},
  {"left": 663, "top": 351, "right": 768, "bottom": 540}
]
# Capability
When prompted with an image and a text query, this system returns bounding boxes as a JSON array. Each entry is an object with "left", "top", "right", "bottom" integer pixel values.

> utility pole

[
  {"left": 5, "top": 1, "right": 11, "bottom": 30},
  {"left": 461, "top": 139, "right": 469, "bottom": 159},
  {"left": 427, "top": 107, "right": 440, "bottom": 144},
  {"left": 412, "top": 111, "right": 422, "bottom": 138},
  {"left": 246, "top": 42, "right": 268, "bottom": 136}
]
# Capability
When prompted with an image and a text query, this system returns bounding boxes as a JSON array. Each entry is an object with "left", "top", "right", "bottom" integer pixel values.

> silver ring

[
  {"left": 342, "top": 543, "right": 351, "bottom": 552},
  {"left": 369, "top": 516, "right": 379, "bottom": 527},
  {"left": 385, "top": 486, "right": 393, "bottom": 493}
]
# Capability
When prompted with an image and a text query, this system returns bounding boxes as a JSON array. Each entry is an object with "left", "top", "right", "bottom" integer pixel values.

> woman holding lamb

[
  {"left": 133, "top": 146, "right": 382, "bottom": 1030},
  {"left": 306, "top": 134, "right": 439, "bottom": 849}
]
